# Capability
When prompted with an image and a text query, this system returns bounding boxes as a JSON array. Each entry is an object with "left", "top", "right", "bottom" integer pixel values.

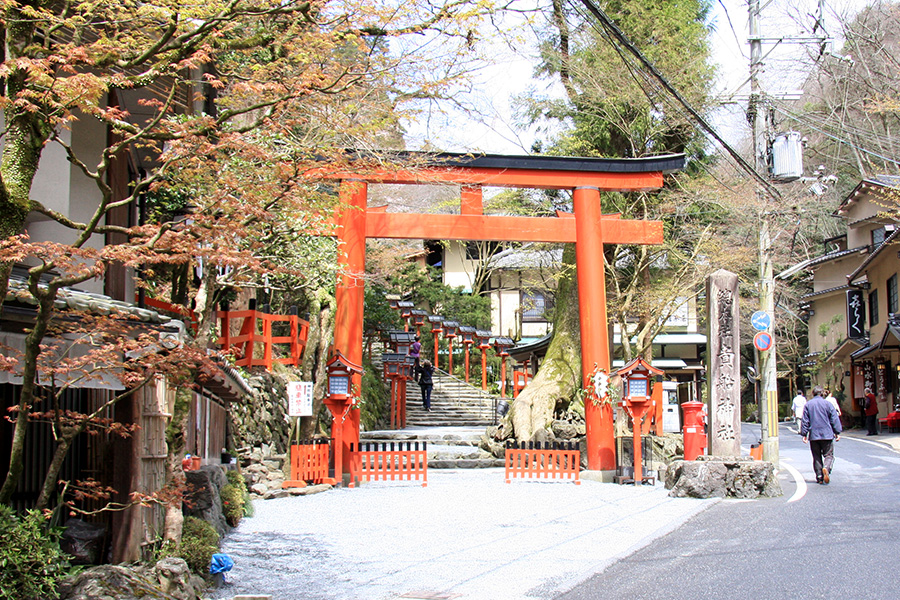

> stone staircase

[
  {"left": 405, "top": 369, "right": 498, "bottom": 427},
  {"left": 363, "top": 352, "right": 505, "bottom": 468}
]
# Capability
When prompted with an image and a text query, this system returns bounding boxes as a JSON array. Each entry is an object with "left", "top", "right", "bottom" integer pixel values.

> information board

[{"left": 287, "top": 381, "right": 314, "bottom": 417}]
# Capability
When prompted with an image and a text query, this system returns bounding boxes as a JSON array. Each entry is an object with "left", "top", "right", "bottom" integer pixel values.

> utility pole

[
  {"left": 748, "top": 0, "right": 779, "bottom": 463},
  {"left": 748, "top": 0, "right": 829, "bottom": 463}
]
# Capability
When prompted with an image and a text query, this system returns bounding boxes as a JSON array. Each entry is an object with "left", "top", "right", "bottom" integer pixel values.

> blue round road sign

[
  {"left": 753, "top": 331, "right": 774, "bottom": 352},
  {"left": 751, "top": 310, "right": 772, "bottom": 331}
]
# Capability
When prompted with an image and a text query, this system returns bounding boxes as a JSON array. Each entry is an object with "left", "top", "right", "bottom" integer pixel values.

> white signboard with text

[{"left": 287, "top": 381, "right": 314, "bottom": 417}]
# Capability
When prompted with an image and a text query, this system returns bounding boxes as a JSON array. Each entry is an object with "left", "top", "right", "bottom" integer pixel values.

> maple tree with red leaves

[{"left": 0, "top": 0, "right": 501, "bottom": 539}]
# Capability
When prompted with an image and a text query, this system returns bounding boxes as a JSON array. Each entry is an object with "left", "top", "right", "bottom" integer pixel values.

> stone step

[{"left": 359, "top": 426, "right": 503, "bottom": 469}]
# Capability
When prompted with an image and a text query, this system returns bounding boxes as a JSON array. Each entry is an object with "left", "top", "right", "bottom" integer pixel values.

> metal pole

[{"left": 750, "top": 0, "right": 779, "bottom": 463}]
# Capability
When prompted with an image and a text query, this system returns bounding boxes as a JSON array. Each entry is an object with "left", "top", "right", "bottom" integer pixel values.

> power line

[
  {"left": 570, "top": 0, "right": 782, "bottom": 201},
  {"left": 771, "top": 103, "right": 900, "bottom": 168}
]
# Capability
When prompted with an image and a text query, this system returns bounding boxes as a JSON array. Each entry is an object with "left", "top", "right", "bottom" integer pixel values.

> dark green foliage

[
  {"left": 364, "top": 283, "right": 403, "bottom": 334},
  {"left": 222, "top": 470, "right": 252, "bottom": 523},
  {"left": 0, "top": 504, "right": 70, "bottom": 600},
  {"left": 360, "top": 355, "right": 390, "bottom": 430},
  {"left": 220, "top": 484, "right": 244, "bottom": 527},
  {"left": 159, "top": 516, "right": 220, "bottom": 576},
  {"left": 388, "top": 263, "right": 491, "bottom": 330}
]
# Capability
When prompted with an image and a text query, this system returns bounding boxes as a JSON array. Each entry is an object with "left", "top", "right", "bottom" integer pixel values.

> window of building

[
  {"left": 872, "top": 227, "right": 886, "bottom": 247},
  {"left": 869, "top": 289, "right": 879, "bottom": 327},
  {"left": 521, "top": 291, "right": 552, "bottom": 321},
  {"left": 889, "top": 274, "right": 898, "bottom": 316}
]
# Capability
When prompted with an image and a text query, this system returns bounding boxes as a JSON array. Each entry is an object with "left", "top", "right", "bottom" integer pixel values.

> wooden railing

[
  {"left": 282, "top": 440, "right": 335, "bottom": 488},
  {"left": 349, "top": 441, "right": 428, "bottom": 488},
  {"left": 218, "top": 309, "right": 309, "bottom": 369},
  {"left": 504, "top": 440, "right": 581, "bottom": 484},
  {"left": 138, "top": 296, "right": 198, "bottom": 333}
]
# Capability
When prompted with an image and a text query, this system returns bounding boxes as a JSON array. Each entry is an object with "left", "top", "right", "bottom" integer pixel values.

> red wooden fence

[
  {"left": 283, "top": 440, "right": 335, "bottom": 488},
  {"left": 504, "top": 441, "right": 581, "bottom": 484},
  {"left": 218, "top": 309, "right": 310, "bottom": 369},
  {"left": 349, "top": 441, "right": 428, "bottom": 488}
]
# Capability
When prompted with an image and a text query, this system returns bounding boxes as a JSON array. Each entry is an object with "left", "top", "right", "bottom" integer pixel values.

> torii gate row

[{"left": 319, "top": 151, "right": 684, "bottom": 480}]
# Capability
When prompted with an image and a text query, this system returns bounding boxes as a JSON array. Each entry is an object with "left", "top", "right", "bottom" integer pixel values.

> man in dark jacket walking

[
  {"left": 417, "top": 360, "right": 434, "bottom": 411},
  {"left": 800, "top": 385, "right": 842, "bottom": 485}
]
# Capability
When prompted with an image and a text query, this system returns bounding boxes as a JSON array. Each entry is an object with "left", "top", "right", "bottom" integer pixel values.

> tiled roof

[
  {"left": 847, "top": 228, "right": 900, "bottom": 282},
  {"left": 777, "top": 246, "right": 867, "bottom": 280},
  {"left": 6, "top": 275, "right": 172, "bottom": 324},
  {"left": 800, "top": 284, "right": 849, "bottom": 300}
]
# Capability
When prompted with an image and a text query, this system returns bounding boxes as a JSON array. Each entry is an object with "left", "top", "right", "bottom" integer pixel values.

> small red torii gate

[{"left": 322, "top": 152, "right": 683, "bottom": 480}]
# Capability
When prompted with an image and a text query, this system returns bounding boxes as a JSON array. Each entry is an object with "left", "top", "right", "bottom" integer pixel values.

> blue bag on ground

[{"left": 210, "top": 553, "right": 234, "bottom": 574}]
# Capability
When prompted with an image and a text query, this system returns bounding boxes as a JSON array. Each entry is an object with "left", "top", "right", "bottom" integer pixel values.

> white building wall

[
  {"left": 24, "top": 116, "right": 108, "bottom": 294},
  {"left": 846, "top": 196, "right": 886, "bottom": 248},
  {"left": 442, "top": 241, "right": 476, "bottom": 292}
]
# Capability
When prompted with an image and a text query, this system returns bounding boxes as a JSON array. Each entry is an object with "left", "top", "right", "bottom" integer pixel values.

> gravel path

[{"left": 208, "top": 469, "right": 715, "bottom": 600}]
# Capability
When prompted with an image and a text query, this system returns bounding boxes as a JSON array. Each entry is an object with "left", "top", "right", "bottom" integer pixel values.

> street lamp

[
  {"left": 475, "top": 329, "right": 493, "bottom": 392},
  {"left": 325, "top": 351, "right": 364, "bottom": 482},
  {"left": 458, "top": 326, "right": 476, "bottom": 383},
  {"left": 382, "top": 352, "right": 403, "bottom": 429},
  {"left": 397, "top": 301, "right": 414, "bottom": 331},
  {"left": 410, "top": 309, "right": 428, "bottom": 336},
  {"left": 493, "top": 336, "right": 515, "bottom": 398},
  {"left": 427, "top": 314, "right": 444, "bottom": 369},
  {"left": 389, "top": 330, "right": 416, "bottom": 355},
  {"left": 442, "top": 320, "right": 459, "bottom": 375},
  {"left": 614, "top": 357, "right": 664, "bottom": 485}
]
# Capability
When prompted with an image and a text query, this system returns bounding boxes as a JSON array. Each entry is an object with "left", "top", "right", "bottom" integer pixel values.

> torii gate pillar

[
  {"left": 573, "top": 187, "right": 614, "bottom": 471},
  {"left": 331, "top": 179, "right": 366, "bottom": 483}
]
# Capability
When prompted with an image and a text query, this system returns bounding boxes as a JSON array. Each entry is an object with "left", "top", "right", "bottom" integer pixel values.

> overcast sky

[{"left": 401, "top": 0, "right": 876, "bottom": 156}]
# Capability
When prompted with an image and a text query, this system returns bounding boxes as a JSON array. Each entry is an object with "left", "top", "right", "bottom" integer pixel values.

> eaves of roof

[
  {"left": 800, "top": 284, "right": 849, "bottom": 301},
  {"left": 5, "top": 275, "right": 173, "bottom": 325},
  {"left": 834, "top": 176, "right": 900, "bottom": 216},
  {"left": 777, "top": 246, "right": 868, "bottom": 280},
  {"left": 847, "top": 228, "right": 900, "bottom": 282}
]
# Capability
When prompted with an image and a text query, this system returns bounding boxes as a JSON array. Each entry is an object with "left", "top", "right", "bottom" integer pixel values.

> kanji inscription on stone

[{"left": 706, "top": 270, "right": 741, "bottom": 456}]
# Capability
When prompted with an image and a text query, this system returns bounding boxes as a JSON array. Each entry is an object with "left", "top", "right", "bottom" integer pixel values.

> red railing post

[
  {"left": 219, "top": 310, "right": 231, "bottom": 354},
  {"left": 290, "top": 315, "right": 300, "bottom": 365},
  {"left": 262, "top": 314, "right": 273, "bottom": 370},
  {"left": 481, "top": 346, "right": 488, "bottom": 392}
]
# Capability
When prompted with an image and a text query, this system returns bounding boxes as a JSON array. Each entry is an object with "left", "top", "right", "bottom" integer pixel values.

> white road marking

[
  {"left": 780, "top": 460, "right": 806, "bottom": 503},
  {"left": 842, "top": 436, "right": 897, "bottom": 451}
]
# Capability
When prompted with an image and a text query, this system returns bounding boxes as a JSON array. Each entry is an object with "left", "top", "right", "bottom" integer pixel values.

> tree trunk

[
  {"left": 507, "top": 245, "right": 581, "bottom": 441},
  {"left": 163, "top": 386, "right": 191, "bottom": 544},
  {"left": 300, "top": 289, "right": 334, "bottom": 439},
  {"left": 0, "top": 289, "right": 56, "bottom": 504}
]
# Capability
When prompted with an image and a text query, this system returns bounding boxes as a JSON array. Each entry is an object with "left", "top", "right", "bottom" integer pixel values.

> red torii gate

[{"left": 323, "top": 152, "right": 683, "bottom": 480}]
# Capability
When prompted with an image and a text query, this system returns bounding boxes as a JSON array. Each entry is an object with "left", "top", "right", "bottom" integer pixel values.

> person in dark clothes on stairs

[{"left": 417, "top": 360, "right": 434, "bottom": 411}]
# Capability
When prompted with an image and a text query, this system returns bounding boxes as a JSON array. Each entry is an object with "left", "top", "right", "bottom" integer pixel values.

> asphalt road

[{"left": 556, "top": 424, "right": 900, "bottom": 600}]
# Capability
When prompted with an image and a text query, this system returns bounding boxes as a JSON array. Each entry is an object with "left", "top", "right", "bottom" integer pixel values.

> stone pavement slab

[{"left": 210, "top": 469, "right": 717, "bottom": 600}]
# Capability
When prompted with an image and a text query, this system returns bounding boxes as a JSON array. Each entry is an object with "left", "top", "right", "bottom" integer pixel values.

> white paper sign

[{"left": 287, "top": 381, "right": 314, "bottom": 417}]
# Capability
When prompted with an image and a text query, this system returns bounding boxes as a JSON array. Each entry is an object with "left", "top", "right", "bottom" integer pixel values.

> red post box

[{"left": 682, "top": 401, "right": 707, "bottom": 461}]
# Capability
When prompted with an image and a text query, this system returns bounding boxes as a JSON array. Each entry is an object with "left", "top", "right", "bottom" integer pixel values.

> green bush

[
  {"left": 225, "top": 470, "right": 253, "bottom": 518},
  {"left": 0, "top": 504, "right": 70, "bottom": 600},
  {"left": 176, "top": 516, "right": 219, "bottom": 575},
  {"left": 360, "top": 356, "right": 390, "bottom": 430},
  {"left": 220, "top": 484, "right": 244, "bottom": 527}
]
